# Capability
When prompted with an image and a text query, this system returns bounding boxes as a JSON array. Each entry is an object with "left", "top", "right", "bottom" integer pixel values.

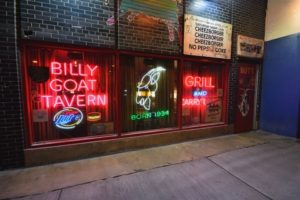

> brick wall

[
  {"left": 229, "top": 0, "right": 267, "bottom": 123},
  {"left": 1, "top": 0, "right": 267, "bottom": 169},
  {"left": 186, "top": 0, "right": 267, "bottom": 124},
  {"left": 186, "top": 0, "right": 232, "bottom": 23},
  {"left": 0, "top": 0, "right": 24, "bottom": 169},
  {"left": 118, "top": 1, "right": 183, "bottom": 55},
  {"left": 20, "top": 0, "right": 115, "bottom": 48}
]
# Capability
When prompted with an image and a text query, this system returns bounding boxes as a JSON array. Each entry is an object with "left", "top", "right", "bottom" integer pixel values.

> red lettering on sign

[
  {"left": 50, "top": 61, "right": 98, "bottom": 77},
  {"left": 184, "top": 76, "right": 215, "bottom": 88},
  {"left": 41, "top": 94, "right": 107, "bottom": 108},
  {"left": 182, "top": 98, "right": 206, "bottom": 106},
  {"left": 41, "top": 61, "right": 107, "bottom": 109}
]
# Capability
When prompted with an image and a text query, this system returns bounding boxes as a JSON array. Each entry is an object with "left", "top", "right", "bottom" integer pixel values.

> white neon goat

[{"left": 136, "top": 67, "right": 166, "bottom": 110}]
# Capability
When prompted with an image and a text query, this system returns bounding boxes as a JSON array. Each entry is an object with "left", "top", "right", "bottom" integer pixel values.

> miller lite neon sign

[{"left": 53, "top": 107, "right": 83, "bottom": 129}]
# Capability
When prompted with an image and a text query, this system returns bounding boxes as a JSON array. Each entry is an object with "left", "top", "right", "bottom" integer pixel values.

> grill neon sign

[{"left": 184, "top": 76, "right": 215, "bottom": 88}]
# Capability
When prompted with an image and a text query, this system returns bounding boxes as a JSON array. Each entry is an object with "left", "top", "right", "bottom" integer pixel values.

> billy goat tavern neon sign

[
  {"left": 136, "top": 67, "right": 166, "bottom": 110},
  {"left": 41, "top": 61, "right": 107, "bottom": 108}
]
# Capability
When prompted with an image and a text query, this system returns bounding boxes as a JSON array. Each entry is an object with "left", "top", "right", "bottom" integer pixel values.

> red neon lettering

[
  {"left": 76, "top": 94, "right": 85, "bottom": 107},
  {"left": 49, "top": 79, "right": 62, "bottom": 92},
  {"left": 185, "top": 76, "right": 194, "bottom": 87},
  {"left": 184, "top": 76, "right": 215, "bottom": 88},
  {"left": 51, "top": 62, "right": 62, "bottom": 75},
  {"left": 54, "top": 96, "right": 65, "bottom": 107},
  {"left": 69, "top": 63, "right": 78, "bottom": 76},
  {"left": 45, "top": 62, "right": 103, "bottom": 108},
  {"left": 87, "top": 95, "right": 96, "bottom": 106},
  {"left": 206, "top": 77, "right": 214, "bottom": 88},
  {"left": 63, "top": 79, "right": 78, "bottom": 92},
  {"left": 50, "top": 62, "right": 98, "bottom": 77},
  {"left": 78, "top": 64, "right": 87, "bottom": 76},
  {"left": 63, "top": 95, "right": 75, "bottom": 107},
  {"left": 97, "top": 95, "right": 106, "bottom": 105},
  {"left": 77, "top": 79, "right": 89, "bottom": 91},
  {"left": 182, "top": 98, "right": 206, "bottom": 106},
  {"left": 41, "top": 95, "right": 52, "bottom": 108},
  {"left": 194, "top": 77, "right": 202, "bottom": 87},
  {"left": 87, "top": 65, "right": 98, "bottom": 76},
  {"left": 49, "top": 79, "right": 97, "bottom": 92},
  {"left": 63, "top": 63, "right": 67, "bottom": 76},
  {"left": 43, "top": 94, "right": 107, "bottom": 108},
  {"left": 89, "top": 79, "right": 96, "bottom": 91}
]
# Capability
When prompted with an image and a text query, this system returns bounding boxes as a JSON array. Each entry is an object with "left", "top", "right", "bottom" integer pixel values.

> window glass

[
  {"left": 25, "top": 47, "right": 115, "bottom": 142},
  {"left": 121, "top": 55, "right": 178, "bottom": 132},
  {"left": 182, "top": 61, "right": 224, "bottom": 126}
]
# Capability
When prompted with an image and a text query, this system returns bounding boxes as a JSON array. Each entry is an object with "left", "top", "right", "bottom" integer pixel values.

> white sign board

[
  {"left": 204, "top": 98, "right": 222, "bottom": 123},
  {"left": 184, "top": 14, "right": 232, "bottom": 59},
  {"left": 237, "top": 35, "right": 264, "bottom": 58}
]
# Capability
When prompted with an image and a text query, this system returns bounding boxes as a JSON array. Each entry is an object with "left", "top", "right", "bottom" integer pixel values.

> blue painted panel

[{"left": 261, "top": 33, "right": 300, "bottom": 137}]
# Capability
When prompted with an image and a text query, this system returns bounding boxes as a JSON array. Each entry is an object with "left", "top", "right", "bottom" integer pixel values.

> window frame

[{"left": 21, "top": 40, "right": 229, "bottom": 148}]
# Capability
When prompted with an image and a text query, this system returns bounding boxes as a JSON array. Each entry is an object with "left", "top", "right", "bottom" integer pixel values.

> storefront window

[
  {"left": 120, "top": 55, "right": 178, "bottom": 132},
  {"left": 182, "top": 61, "right": 225, "bottom": 126},
  {"left": 25, "top": 47, "right": 115, "bottom": 143}
]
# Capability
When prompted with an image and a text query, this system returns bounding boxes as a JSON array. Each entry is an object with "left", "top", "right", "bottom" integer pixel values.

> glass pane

[
  {"left": 182, "top": 61, "right": 224, "bottom": 126},
  {"left": 26, "top": 47, "right": 115, "bottom": 142},
  {"left": 121, "top": 55, "right": 178, "bottom": 133}
]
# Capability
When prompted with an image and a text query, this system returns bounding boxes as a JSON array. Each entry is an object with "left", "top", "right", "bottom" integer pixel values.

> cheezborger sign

[{"left": 184, "top": 14, "right": 232, "bottom": 59}]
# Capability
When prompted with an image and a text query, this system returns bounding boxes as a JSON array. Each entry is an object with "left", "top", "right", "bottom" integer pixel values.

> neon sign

[
  {"left": 182, "top": 98, "right": 206, "bottom": 106},
  {"left": 49, "top": 79, "right": 97, "bottom": 92},
  {"left": 51, "top": 61, "right": 98, "bottom": 76},
  {"left": 41, "top": 61, "right": 107, "bottom": 108},
  {"left": 130, "top": 110, "right": 169, "bottom": 121},
  {"left": 87, "top": 112, "right": 101, "bottom": 122},
  {"left": 136, "top": 67, "right": 166, "bottom": 110},
  {"left": 193, "top": 90, "right": 207, "bottom": 97},
  {"left": 184, "top": 76, "right": 215, "bottom": 88},
  {"left": 53, "top": 107, "right": 83, "bottom": 129}
]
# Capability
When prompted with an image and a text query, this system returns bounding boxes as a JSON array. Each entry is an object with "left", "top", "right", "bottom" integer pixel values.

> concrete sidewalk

[{"left": 1, "top": 131, "right": 299, "bottom": 200}]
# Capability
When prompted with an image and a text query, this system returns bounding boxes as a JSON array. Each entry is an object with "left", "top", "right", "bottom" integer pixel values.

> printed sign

[
  {"left": 32, "top": 109, "right": 48, "bottom": 122},
  {"left": 53, "top": 107, "right": 83, "bottom": 129},
  {"left": 237, "top": 35, "right": 264, "bottom": 58},
  {"left": 184, "top": 14, "right": 232, "bottom": 59},
  {"left": 204, "top": 99, "right": 222, "bottom": 123}
]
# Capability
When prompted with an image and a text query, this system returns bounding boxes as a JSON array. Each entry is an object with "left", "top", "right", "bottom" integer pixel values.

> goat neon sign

[{"left": 135, "top": 67, "right": 166, "bottom": 110}]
